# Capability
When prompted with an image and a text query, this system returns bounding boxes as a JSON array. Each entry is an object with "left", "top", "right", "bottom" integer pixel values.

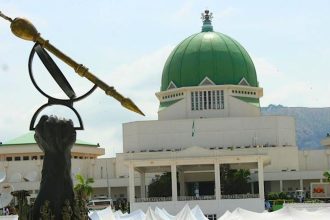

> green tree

[
  {"left": 74, "top": 174, "right": 94, "bottom": 200},
  {"left": 221, "top": 165, "right": 251, "bottom": 194},
  {"left": 148, "top": 172, "right": 173, "bottom": 197},
  {"left": 323, "top": 171, "right": 330, "bottom": 182}
]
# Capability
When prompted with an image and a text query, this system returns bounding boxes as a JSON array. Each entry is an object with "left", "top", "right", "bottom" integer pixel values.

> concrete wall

[
  {"left": 298, "top": 149, "right": 330, "bottom": 171},
  {"left": 123, "top": 116, "right": 296, "bottom": 152},
  {"left": 157, "top": 85, "right": 263, "bottom": 121}
]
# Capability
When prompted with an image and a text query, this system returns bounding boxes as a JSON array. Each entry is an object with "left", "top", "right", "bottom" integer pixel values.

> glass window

[
  {"left": 199, "top": 91, "right": 203, "bottom": 110},
  {"left": 221, "top": 90, "right": 224, "bottom": 109},
  {"left": 216, "top": 91, "right": 220, "bottom": 109},
  {"left": 191, "top": 92, "right": 194, "bottom": 110},
  {"left": 204, "top": 91, "right": 207, "bottom": 109},
  {"left": 208, "top": 91, "right": 211, "bottom": 109},
  {"left": 23, "top": 156, "right": 29, "bottom": 161},
  {"left": 40, "top": 155, "right": 44, "bottom": 160},
  {"left": 212, "top": 91, "right": 216, "bottom": 109},
  {"left": 195, "top": 91, "right": 198, "bottom": 110},
  {"left": 14, "top": 156, "right": 21, "bottom": 161},
  {"left": 6, "top": 157, "right": 12, "bottom": 161}
]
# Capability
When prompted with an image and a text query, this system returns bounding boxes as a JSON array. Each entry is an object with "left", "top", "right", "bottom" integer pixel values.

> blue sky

[{"left": 1, "top": 0, "right": 330, "bottom": 156}]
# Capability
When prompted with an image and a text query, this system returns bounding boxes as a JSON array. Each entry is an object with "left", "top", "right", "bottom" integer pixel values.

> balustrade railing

[
  {"left": 178, "top": 195, "right": 215, "bottom": 201},
  {"left": 135, "top": 194, "right": 259, "bottom": 203},
  {"left": 221, "top": 194, "right": 259, "bottom": 199},
  {"left": 135, "top": 197, "right": 172, "bottom": 203}
]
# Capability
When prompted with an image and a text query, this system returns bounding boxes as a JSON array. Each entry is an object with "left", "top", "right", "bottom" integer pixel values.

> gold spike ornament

[{"left": 0, "top": 11, "right": 145, "bottom": 116}]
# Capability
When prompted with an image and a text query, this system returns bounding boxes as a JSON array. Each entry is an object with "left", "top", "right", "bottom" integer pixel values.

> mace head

[
  {"left": 10, "top": 17, "right": 39, "bottom": 42},
  {"left": 1, "top": 11, "right": 39, "bottom": 41}
]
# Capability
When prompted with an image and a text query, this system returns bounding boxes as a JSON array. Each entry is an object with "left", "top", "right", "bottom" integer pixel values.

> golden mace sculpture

[{"left": 0, "top": 11, "right": 145, "bottom": 116}]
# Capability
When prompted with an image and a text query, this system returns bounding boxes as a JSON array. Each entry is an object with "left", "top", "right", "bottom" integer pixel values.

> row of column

[{"left": 128, "top": 159, "right": 265, "bottom": 202}]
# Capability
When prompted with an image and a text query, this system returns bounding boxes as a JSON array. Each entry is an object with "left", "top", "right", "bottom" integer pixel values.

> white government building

[{"left": 1, "top": 10, "right": 330, "bottom": 218}]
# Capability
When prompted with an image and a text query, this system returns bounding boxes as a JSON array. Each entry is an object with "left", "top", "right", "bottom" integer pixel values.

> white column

[
  {"left": 128, "top": 162, "right": 135, "bottom": 203},
  {"left": 108, "top": 186, "right": 112, "bottom": 199},
  {"left": 140, "top": 172, "right": 146, "bottom": 198},
  {"left": 214, "top": 163, "right": 221, "bottom": 200},
  {"left": 299, "top": 179, "right": 303, "bottom": 190},
  {"left": 251, "top": 182, "right": 255, "bottom": 194},
  {"left": 280, "top": 180, "right": 283, "bottom": 192},
  {"left": 126, "top": 186, "right": 129, "bottom": 200},
  {"left": 178, "top": 170, "right": 185, "bottom": 197},
  {"left": 258, "top": 159, "right": 265, "bottom": 199},
  {"left": 171, "top": 163, "right": 177, "bottom": 201}
]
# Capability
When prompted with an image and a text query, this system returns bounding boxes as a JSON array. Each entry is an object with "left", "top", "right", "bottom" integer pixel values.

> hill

[{"left": 261, "top": 105, "right": 330, "bottom": 149}]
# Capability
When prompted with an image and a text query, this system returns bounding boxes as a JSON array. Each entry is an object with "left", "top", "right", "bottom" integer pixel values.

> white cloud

[
  {"left": 215, "top": 7, "right": 238, "bottom": 20},
  {"left": 253, "top": 56, "right": 330, "bottom": 107},
  {"left": 262, "top": 81, "right": 330, "bottom": 108},
  {"left": 252, "top": 56, "right": 282, "bottom": 78},
  {"left": 75, "top": 46, "right": 174, "bottom": 157},
  {"left": 170, "top": 2, "right": 193, "bottom": 21},
  {"left": 108, "top": 45, "right": 173, "bottom": 90}
]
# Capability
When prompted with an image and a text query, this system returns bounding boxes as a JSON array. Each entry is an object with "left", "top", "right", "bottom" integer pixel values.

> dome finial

[{"left": 201, "top": 9, "right": 213, "bottom": 32}]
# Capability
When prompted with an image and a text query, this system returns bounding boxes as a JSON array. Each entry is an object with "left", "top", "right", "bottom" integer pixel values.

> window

[
  {"left": 221, "top": 90, "right": 224, "bottom": 109},
  {"left": 6, "top": 157, "right": 12, "bottom": 161},
  {"left": 23, "top": 156, "right": 29, "bottom": 161},
  {"left": 212, "top": 91, "right": 216, "bottom": 109},
  {"left": 40, "top": 155, "right": 44, "bottom": 160},
  {"left": 32, "top": 156, "right": 38, "bottom": 160},
  {"left": 199, "top": 91, "right": 203, "bottom": 110},
  {"left": 216, "top": 91, "right": 220, "bottom": 109},
  {"left": 14, "top": 156, "right": 21, "bottom": 161},
  {"left": 191, "top": 90, "right": 224, "bottom": 111},
  {"left": 191, "top": 92, "right": 195, "bottom": 110},
  {"left": 203, "top": 91, "right": 207, "bottom": 109},
  {"left": 195, "top": 91, "right": 198, "bottom": 110}
]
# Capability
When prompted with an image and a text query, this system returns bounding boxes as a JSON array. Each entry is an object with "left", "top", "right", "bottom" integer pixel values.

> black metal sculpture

[
  {"left": 32, "top": 115, "right": 76, "bottom": 219},
  {"left": 28, "top": 43, "right": 97, "bottom": 130},
  {"left": 0, "top": 11, "right": 145, "bottom": 219}
]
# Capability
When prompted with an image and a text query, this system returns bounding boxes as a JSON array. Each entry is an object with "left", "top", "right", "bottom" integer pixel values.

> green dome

[{"left": 161, "top": 22, "right": 258, "bottom": 91}]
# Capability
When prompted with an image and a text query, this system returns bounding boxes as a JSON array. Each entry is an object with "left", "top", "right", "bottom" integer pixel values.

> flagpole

[{"left": 191, "top": 120, "right": 195, "bottom": 147}]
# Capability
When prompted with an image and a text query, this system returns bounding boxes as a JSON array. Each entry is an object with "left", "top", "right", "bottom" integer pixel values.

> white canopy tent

[
  {"left": 218, "top": 207, "right": 330, "bottom": 220},
  {"left": 87, "top": 205, "right": 330, "bottom": 220},
  {"left": 89, "top": 204, "right": 206, "bottom": 220}
]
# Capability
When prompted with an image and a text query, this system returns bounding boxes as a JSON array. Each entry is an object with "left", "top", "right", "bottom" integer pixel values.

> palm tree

[
  {"left": 323, "top": 171, "right": 330, "bottom": 182},
  {"left": 74, "top": 174, "right": 94, "bottom": 200}
]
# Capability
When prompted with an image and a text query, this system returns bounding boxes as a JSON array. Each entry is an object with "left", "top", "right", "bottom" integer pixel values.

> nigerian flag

[{"left": 192, "top": 120, "right": 195, "bottom": 137}]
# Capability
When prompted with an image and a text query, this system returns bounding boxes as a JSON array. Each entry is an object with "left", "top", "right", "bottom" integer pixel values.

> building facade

[{"left": 1, "top": 10, "right": 330, "bottom": 218}]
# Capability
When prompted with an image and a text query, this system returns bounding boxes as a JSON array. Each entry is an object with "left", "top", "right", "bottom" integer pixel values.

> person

[
  {"left": 5, "top": 207, "right": 9, "bottom": 215},
  {"left": 265, "top": 200, "right": 271, "bottom": 211}
]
